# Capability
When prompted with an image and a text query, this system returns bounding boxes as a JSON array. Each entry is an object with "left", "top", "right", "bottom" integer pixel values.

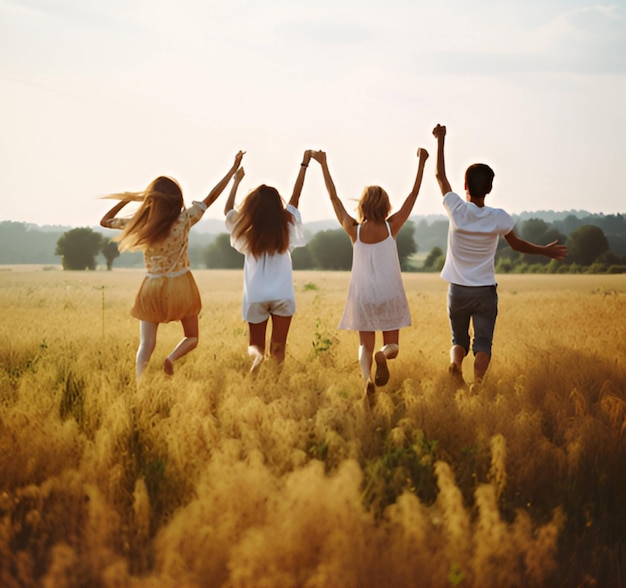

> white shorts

[{"left": 244, "top": 299, "right": 295, "bottom": 323}]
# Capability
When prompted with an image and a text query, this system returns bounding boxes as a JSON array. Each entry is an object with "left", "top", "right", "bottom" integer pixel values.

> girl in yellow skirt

[{"left": 100, "top": 151, "right": 245, "bottom": 380}]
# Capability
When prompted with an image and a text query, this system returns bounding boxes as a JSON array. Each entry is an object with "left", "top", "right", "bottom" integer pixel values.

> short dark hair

[{"left": 465, "top": 164, "right": 495, "bottom": 198}]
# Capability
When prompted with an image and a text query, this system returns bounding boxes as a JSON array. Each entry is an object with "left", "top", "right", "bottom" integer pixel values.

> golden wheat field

[{"left": 1, "top": 266, "right": 625, "bottom": 588}]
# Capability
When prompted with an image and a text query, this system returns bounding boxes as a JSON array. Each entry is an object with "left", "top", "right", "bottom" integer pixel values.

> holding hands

[
  {"left": 312, "top": 148, "right": 427, "bottom": 164},
  {"left": 311, "top": 150, "right": 327, "bottom": 165},
  {"left": 233, "top": 150, "right": 245, "bottom": 170},
  {"left": 289, "top": 149, "right": 314, "bottom": 207}
]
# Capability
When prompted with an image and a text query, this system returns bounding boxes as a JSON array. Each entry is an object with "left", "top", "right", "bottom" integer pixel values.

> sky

[{"left": 1, "top": 0, "right": 625, "bottom": 228}]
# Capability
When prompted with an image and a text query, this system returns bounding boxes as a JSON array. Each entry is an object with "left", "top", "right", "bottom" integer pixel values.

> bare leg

[
  {"left": 248, "top": 320, "right": 268, "bottom": 372},
  {"left": 137, "top": 321, "right": 158, "bottom": 381},
  {"left": 474, "top": 351, "right": 491, "bottom": 383},
  {"left": 375, "top": 330, "right": 399, "bottom": 386},
  {"left": 381, "top": 330, "right": 399, "bottom": 357},
  {"left": 359, "top": 331, "right": 375, "bottom": 397},
  {"left": 449, "top": 344, "right": 466, "bottom": 382},
  {"left": 164, "top": 315, "right": 199, "bottom": 375},
  {"left": 269, "top": 314, "right": 292, "bottom": 364}
]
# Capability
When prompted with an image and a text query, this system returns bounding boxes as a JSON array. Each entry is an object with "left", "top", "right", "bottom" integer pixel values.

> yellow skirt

[{"left": 131, "top": 271, "right": 202, "bottom": 323}]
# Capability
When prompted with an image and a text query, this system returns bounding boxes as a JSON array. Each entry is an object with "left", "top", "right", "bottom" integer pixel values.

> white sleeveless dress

[{"left": 338, "top": 222, "right": 411, "bottom": 331}]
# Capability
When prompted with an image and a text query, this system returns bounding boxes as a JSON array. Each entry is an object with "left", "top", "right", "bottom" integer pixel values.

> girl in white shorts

[{"left": 224, "top": 151, "right": 311, "bottom": 371}]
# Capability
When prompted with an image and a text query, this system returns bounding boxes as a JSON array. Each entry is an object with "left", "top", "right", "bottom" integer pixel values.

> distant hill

[{"left": 2, "top": 209, "right": 625, "bottom": 266}]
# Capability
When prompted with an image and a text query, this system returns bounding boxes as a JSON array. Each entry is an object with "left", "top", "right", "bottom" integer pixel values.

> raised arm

[
  {"left": 100, "top": 199, "right": 131, "bottom": 229},
  {"left": 203, "top": 150, "right": 245, "bottom": 208},
  {"left": 288, "top": 150, "right": 312, "bottom": 208},
  {"left": 504, "top": 232, "right": 568, "bottom": 259},
  {"left": 388, "top": 147, "right": 429, "bottom": 236},
  {"left": 224, "top": 167, "right": 245, "bottom": 215},
  {"left": 433, "top": 124, "right": 452, "bottom": 196},
  {"left": 311, "top": 150, "right": 357, "bottom": 240}
]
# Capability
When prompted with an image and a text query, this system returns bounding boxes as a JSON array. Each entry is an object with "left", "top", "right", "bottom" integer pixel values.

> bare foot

[
  {"left": 374, "top": 351, "right": 390, "bottom": 386},
  {"left": 469, "top": 381, "right": 482, "bottom": 395},
  {"left": 448, "top": 362, "right": 464, "bottom": 381},
  {"left": 163, "top": 358, "right": 174, "bottom": 376},
  {"left": 448, "top": 362, "right": 468, "bottom": 390}
]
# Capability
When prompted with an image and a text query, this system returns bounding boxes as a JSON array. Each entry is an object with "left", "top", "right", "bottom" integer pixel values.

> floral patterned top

[{"left": 109, "top": 201, "right": 207, "bottom": 277}]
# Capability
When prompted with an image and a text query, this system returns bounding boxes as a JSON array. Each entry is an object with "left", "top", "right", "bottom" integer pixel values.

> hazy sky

[{"left": 2, "top": 0, "right": 625, "bottom": 227}]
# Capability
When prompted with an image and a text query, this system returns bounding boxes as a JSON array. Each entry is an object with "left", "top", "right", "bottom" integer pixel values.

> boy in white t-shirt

[{"left": 432, "top": 124, "right": 568, "bottom": 384}]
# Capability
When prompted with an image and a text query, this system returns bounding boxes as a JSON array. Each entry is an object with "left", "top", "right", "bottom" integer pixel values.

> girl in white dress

[
  {"left": 224, "top": 151, "right": 311, "bottom": 371},
  {"left": 311, "top": 148, "right": 429, "bottom": 399}
]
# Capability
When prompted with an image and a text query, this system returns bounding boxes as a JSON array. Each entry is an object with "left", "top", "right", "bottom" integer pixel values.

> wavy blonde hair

[
  {"left": 357, "top": 185, "right": 391, "bottom": 223},
  {"left": 115, "top": 176, "right": 184, "bottom": 251},
  {"left": 232, "top": 184, "right": 292, "bottom": 258}
]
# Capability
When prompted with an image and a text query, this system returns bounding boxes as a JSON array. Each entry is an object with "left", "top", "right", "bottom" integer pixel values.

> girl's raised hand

[
  {"left": 417, "top": 147, "right": 429, "bottom": 160},
  {"left": 234, "top": 167, "right": 245, "bottom": 182},
  {"left": 234, "top": 150, "right": 246, "bottom": 168}
]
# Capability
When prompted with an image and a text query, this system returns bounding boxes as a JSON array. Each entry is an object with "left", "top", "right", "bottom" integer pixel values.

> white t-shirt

[
  {"left": 225, "top": 204, "right": 305, "bottom": 310},
  {"left": 440, "top": 192, "right": 515, "bottom": 286}
]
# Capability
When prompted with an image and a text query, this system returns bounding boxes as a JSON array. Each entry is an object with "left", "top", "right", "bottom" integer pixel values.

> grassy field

[{"left": 1, "top": 267, "right": 625, "bottom": 587}]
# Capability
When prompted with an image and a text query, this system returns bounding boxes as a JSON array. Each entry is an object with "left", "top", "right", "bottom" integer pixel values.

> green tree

[
  {"left": 396, "top": 220, "right": 418, "bottom": 270},
  {"left": 204, "top": 233, "right": 244, "bottom": 269},
  {"left": 292, "top": 246, "right": 314, "bottom": 270},
  {"left": 520, "top": 218, "right": 550, "bottom": 243},
  {"left": 0, "top": 221, "right": 61, "bottom": 264},
  {"left": 566, "top": 225, "right": 610, "bottom": 266},
  {"left": 423, "top": 246, "right": 445, "bottom": 271},
  {"left": 519, "top": 218, "right": 566, "bottom": 265},
  {"left": 101, "top": 240, "right": 120, "bottom": 271},
  {"left": 562, "top": 214, "right": 583, "bottom": 234},
  {"left": 307, "top": 229, "right": 352, "bottom": 270},
  {"left": 55, "top": 228, "right": 103, "bottom": 270}
]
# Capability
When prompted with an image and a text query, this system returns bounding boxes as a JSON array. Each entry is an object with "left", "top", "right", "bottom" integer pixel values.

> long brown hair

[
  {"left": 232, "top": 184, "right": 292, "bottom": 258},
  {"left": 116, "top": 176, "right": 184, "bottom": 251},
  {"left": 357, "top": 185, "right": 391, "bottom": 223}
]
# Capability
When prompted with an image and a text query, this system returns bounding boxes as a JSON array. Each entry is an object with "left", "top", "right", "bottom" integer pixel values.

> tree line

[
  {"left": 1, "top": 212, "right": 625, "bottom": 273},
  {"left": 50, "top": 222, "right": 418, "bottom": 271}
]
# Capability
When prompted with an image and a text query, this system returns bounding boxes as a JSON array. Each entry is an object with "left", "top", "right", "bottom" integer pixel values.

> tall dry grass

[{"left": 1, "top": 268, "right": 625, "bottom": 587}]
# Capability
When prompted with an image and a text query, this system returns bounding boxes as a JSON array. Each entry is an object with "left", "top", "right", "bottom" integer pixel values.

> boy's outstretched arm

[
  {"left": 504, "top": 231, "right": 568, "bottom": 259},
  {"left": 223, "top": 167, "right": 245, "bottom": 215},
  {"left": 433, "top": 124, "right": 452, "bottom": 196},
  {"left": 203, "top": 150, "right": 245, "bottom": 208},
  {"left": 288, "top": 150, "right": 313, "bottom": 209},
  {"left": 310, "top": 151, "right": 357, "bottom": 240},
  {"left": 389, "top": 147, "right": 429, "bottom": 236}
]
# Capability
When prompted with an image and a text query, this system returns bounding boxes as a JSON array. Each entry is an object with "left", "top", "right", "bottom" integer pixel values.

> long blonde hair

[
  {"left": 232, "top": 184, "right": 292, "bottom": 258},
  {"left": 357, "top": 185, "right": 391, "bottom": 223},
  {"left": 115, "top": 176, "right": 184, "bottom": 252}
]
